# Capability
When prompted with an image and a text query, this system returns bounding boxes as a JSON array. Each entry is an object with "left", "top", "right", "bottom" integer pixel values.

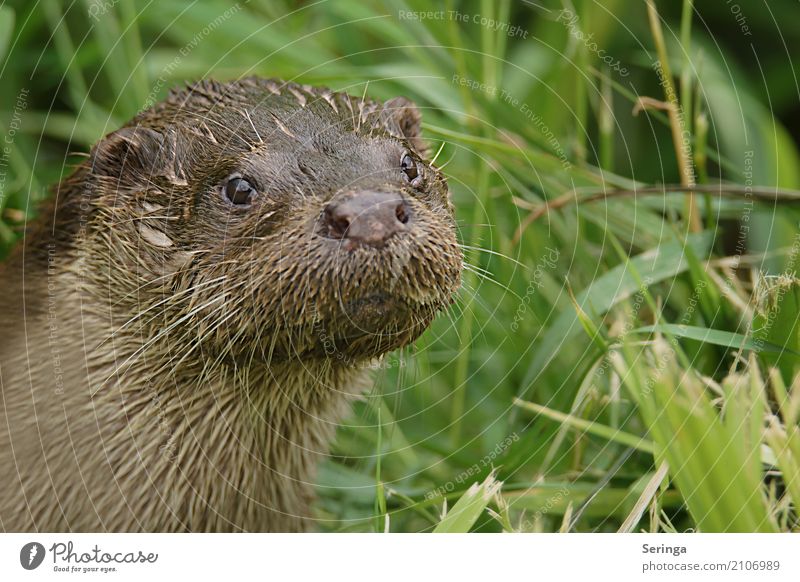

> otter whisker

[
  {"left": 244, "top": 109, "right": 264, "bottom": 144},
  {"left": 461, "top": 264, "right": 522, "bottom": 302},
  {"left": 101, "top": 276, "right": 230, "bottom": 345},
  {"left": 429, "top": 141, "right": 447, "bottom": 167},
  {"left": 152, "top": 305, "right": 245, "bottom": 380},
  {"left": 95, "top": 293, "right": 238, "bottom": 396},
  {"left": 459, "top": 244, "right": 529, "bottom": 270},
  {"left": 434, "top": 150, "right": 457, "bottom": 171},
  {"left": 438, "top": 302, "right": 464, "bottom": 342},
  {"left": 454, "top": 221, "right": 494, "bottom": 227},
  {"left": 460, "top": 261, "right": 498, "bottom": 281},
  {"left": 453, "top": 287, "right": 502, "bottom": 335}
]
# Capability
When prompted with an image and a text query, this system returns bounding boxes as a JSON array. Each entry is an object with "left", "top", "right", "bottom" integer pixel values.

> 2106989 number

[{"left": 731, "top": 560, "right": 780, "bottom": 571}]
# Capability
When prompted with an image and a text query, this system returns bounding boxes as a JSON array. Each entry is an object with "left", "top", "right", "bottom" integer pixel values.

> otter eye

[
  {"left": 223, "top": 176, "right": 257, "bottom": 206},
  {"left": 400, "top": 153, "right": 419, "bottom": 183}
]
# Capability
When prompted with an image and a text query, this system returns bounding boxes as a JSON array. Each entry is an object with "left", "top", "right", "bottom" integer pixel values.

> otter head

[{"left": 85, "top": 78, "right": 462, "bottom": 366}]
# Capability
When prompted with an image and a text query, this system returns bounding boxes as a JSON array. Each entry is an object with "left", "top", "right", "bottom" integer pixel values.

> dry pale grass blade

[{"left": 618, "top": 462, "right": 669, "bottom": 533}]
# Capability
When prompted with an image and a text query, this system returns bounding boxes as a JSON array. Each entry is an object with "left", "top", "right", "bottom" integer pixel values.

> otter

[{"left": 0, "top": 77, "right": 462, "bottom": 532}]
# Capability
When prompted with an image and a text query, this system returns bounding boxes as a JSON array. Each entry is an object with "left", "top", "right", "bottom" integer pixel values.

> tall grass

[{"left": 2, "top": 0, "right": 800, "bottom": 532}]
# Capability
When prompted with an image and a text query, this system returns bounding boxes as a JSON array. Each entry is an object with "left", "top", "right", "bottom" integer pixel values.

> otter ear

[
  {"left": 381, "top": 97, "right": 428, "bottom": 156},
  {"left": 89, "top": 125, "right": 170, "bottom": 184}
]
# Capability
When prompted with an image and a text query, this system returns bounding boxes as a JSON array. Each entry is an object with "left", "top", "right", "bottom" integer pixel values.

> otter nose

[{"left": 323, "top": 192, "right": 410, "bottom": 248}]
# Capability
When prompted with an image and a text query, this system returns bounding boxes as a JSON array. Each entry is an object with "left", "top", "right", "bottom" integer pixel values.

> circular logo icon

[{"left": 20, "top": 542, "right": 46, "bottom": 570}]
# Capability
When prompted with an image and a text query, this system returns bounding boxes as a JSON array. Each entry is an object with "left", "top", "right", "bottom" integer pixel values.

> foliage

[{"left": 2, "top": 0, "right": 800, "bottom": 532}]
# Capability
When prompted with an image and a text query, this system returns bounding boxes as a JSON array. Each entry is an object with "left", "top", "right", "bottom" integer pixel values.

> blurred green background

[{"left": 2, "top": 0, "right": 800, "bottom": 532}]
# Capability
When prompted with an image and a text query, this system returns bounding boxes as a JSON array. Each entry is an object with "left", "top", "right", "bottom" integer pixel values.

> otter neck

[
  {"left": 102, "top": 330, "right": 370, "bottom": 530},
  {"left": 58, "top": 261, "right": 371, "bottom": 531}
]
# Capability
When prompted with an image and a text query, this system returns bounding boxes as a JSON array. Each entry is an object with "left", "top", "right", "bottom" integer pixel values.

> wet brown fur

[{"left": 0, "top": 78, "right": 461, "bottom": 531}]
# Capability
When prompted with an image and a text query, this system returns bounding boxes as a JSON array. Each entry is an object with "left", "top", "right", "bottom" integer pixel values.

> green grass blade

[
  {"left": 633, "top": 324, "right": 796, "bottom": 355},
  {"left": 517, "top": 232, "right": 713, "bottom": 399},
  {"left": 0, "top": 5, "right": 14, "bottom": 63},
  {"left": 513, "top": 398, "right": 654, "bottom": 454},
  {"left": 433, "top": 473, "right": 501, "bottom": 533}
]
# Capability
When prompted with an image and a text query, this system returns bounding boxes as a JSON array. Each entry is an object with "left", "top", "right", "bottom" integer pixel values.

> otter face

[{"left": 87, "top": 78, "right": 462, "bottom": 364}]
